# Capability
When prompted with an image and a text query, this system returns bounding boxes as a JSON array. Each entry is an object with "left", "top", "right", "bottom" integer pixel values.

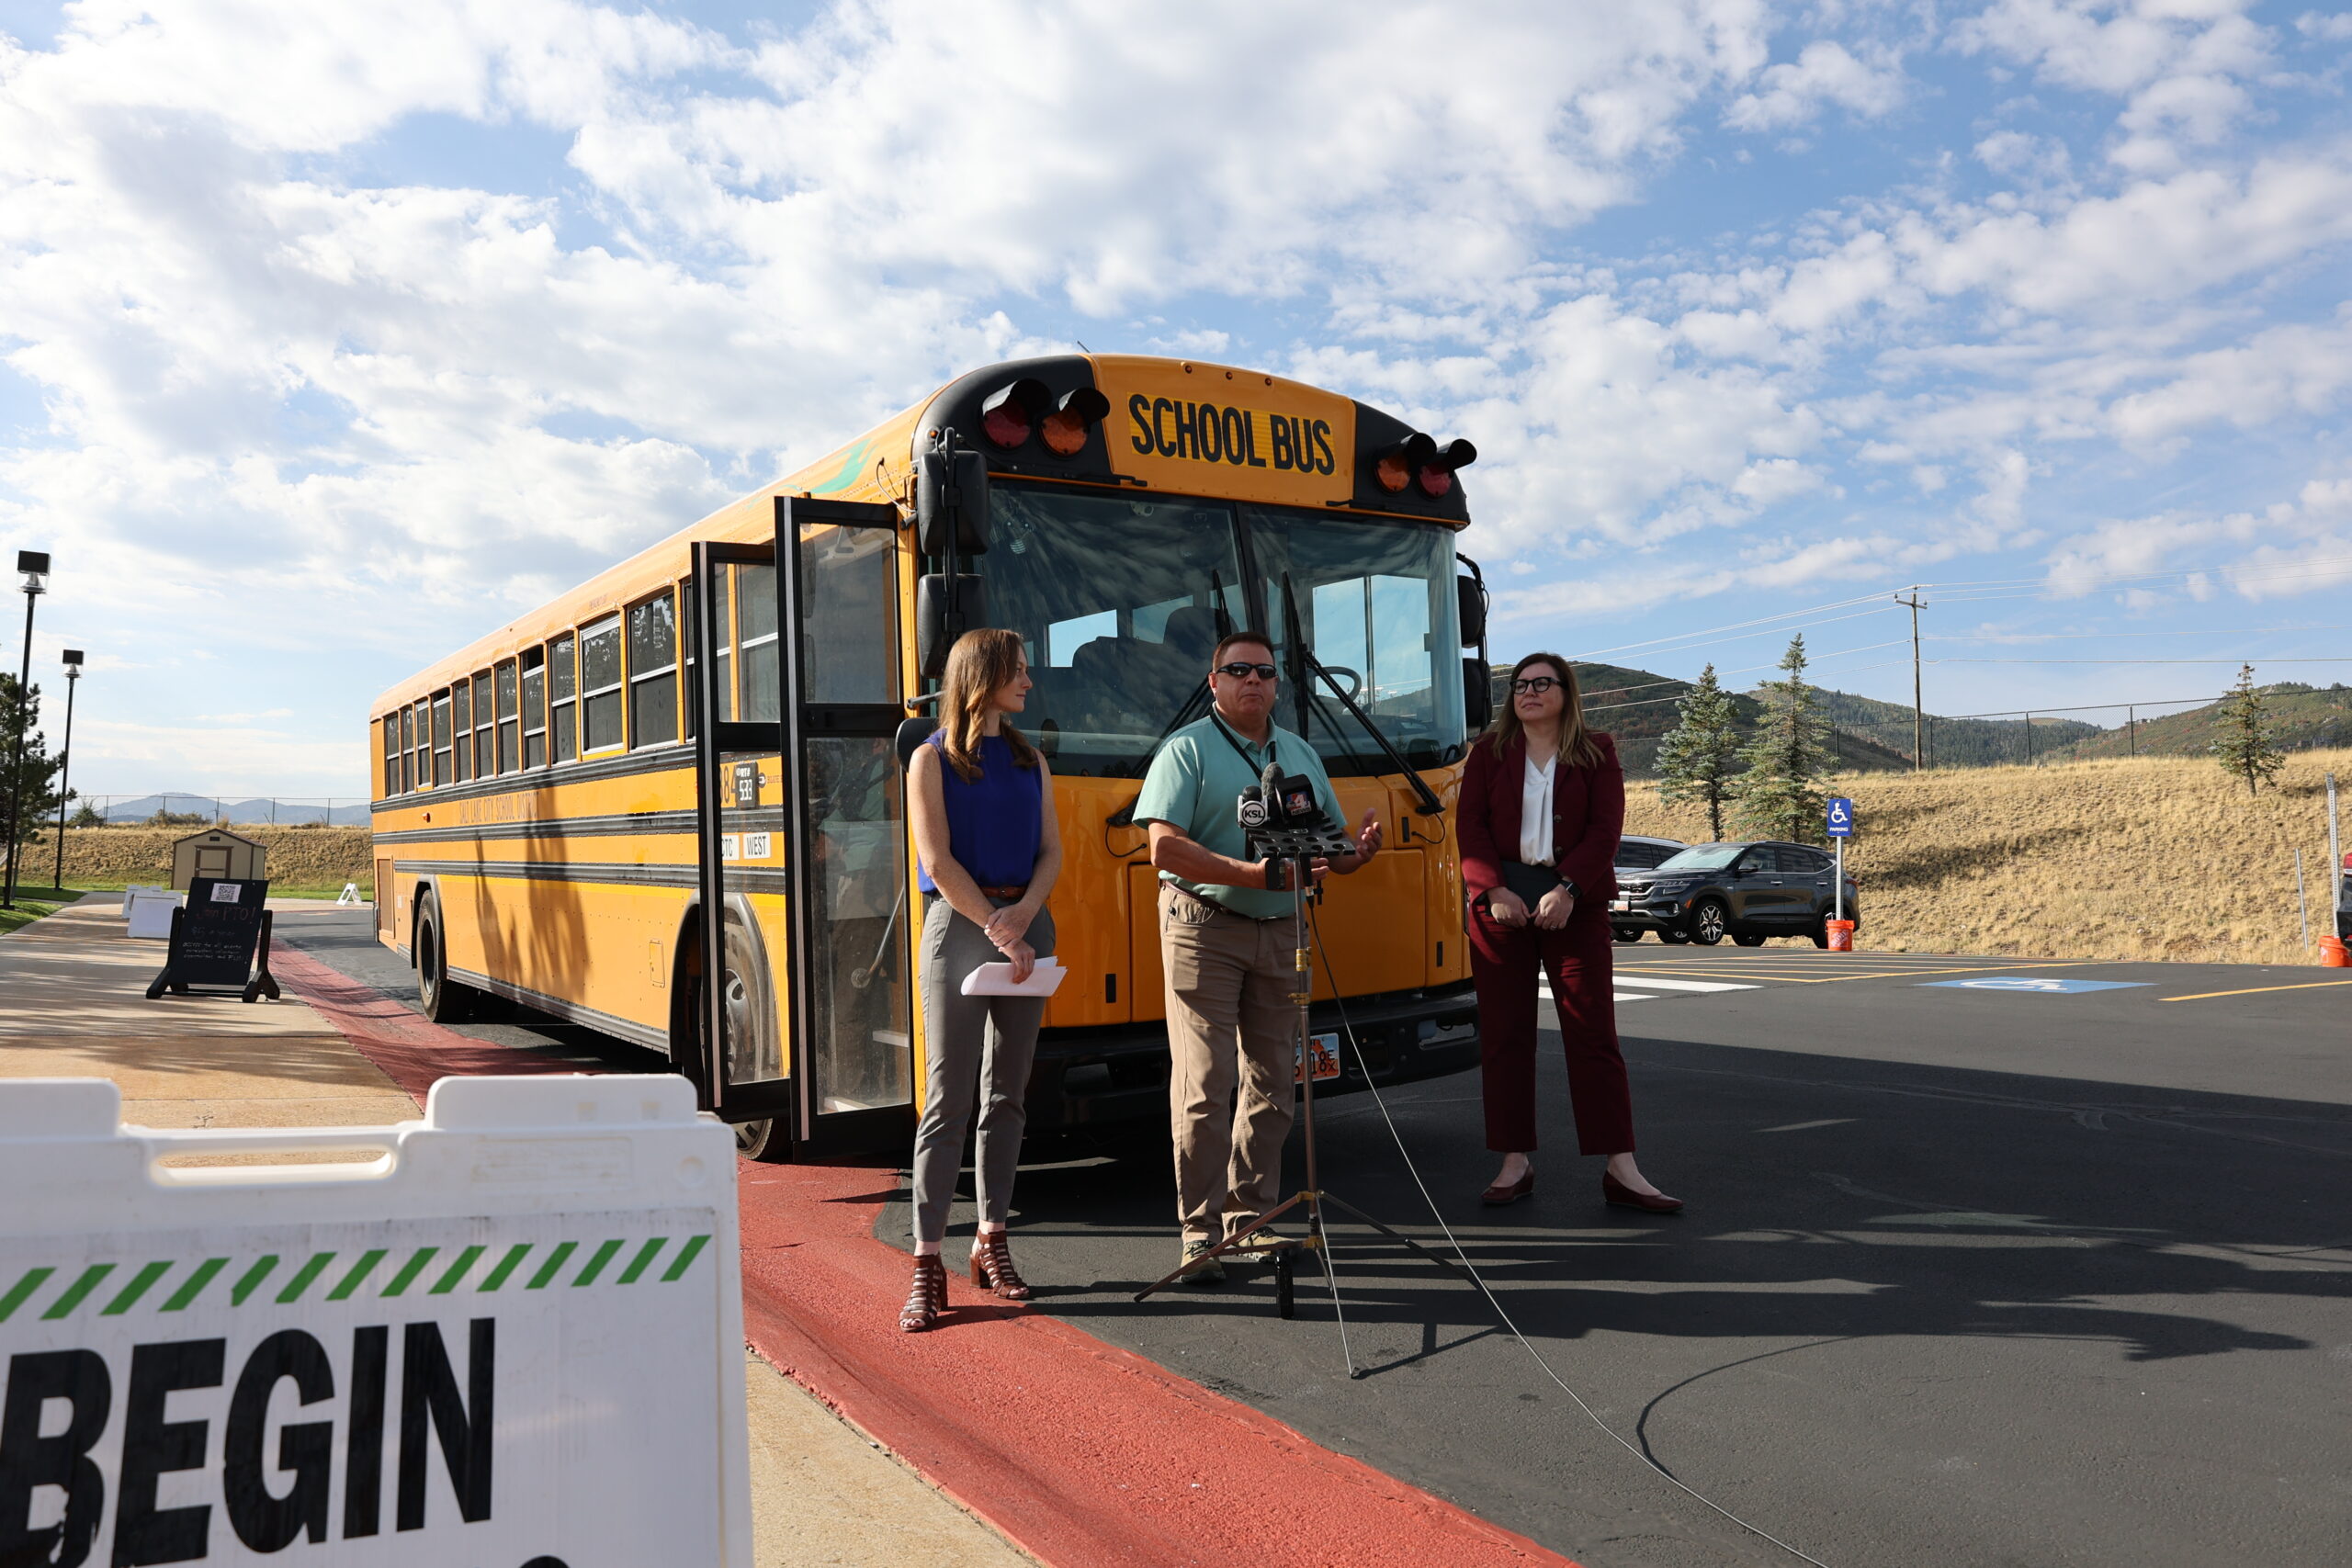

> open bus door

[{"left": 688, "top": 497, "right": 915, "bottom": 1158}]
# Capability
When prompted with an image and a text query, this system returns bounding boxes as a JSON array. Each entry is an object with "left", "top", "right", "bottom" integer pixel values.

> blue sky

[{"left": 2, "top": 0, "right": 2349, "bottom": 795}]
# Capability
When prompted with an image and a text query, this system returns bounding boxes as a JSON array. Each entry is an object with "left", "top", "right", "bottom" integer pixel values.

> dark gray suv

[{"left": 1611, "top": 840, "right": 1860, "bottom": 947}]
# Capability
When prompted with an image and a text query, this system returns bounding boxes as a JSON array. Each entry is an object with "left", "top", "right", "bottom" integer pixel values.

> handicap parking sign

[
  {"left": 1921, "top": 976, "right": 2150, "bottom": 993},
  {"left": 1826, "top": 797, "right": 1854, "bottom": 838}
]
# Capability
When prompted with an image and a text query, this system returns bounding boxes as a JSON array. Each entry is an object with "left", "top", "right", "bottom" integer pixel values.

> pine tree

[
  {"left": 1656, "top": 662, "right": 1742, "bottom": 840},
  {"left": 1734, "top": 635, "right": 1832, "bottom": 843},
  {"left": 0, "top": 674, "right": 69, "bottom": 889},
  {"left": 2211, "top": 663, "right": 2285, "bottom": 795}
]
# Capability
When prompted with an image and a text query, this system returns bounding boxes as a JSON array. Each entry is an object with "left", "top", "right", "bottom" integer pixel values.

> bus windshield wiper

[{"left": 1280, "top": 574, "right": 1444, "bottom": 818}]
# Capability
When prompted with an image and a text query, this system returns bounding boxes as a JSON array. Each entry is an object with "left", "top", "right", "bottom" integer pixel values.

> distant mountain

[
  {"left": 91, "top": 794, "right": 370, "bottom": 826},
  {"left": 1498, "top": 663, "right": 1914, "bottom": 777},
  {"left": 1811, "top": 688, "right": 2100, "bottom": 769}
]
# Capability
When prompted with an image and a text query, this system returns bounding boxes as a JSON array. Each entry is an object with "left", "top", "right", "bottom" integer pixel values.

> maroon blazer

[{"left": 1456, "top": 730, "right": 1624, "bottom": 904}]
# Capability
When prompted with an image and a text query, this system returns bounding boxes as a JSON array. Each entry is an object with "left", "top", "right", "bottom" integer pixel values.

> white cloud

[{"left": 1724, "top": 39, "right": 1905, "bottom": 131}]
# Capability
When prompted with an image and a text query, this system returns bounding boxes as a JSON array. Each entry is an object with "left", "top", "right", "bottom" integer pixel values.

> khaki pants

[{"left": 1159, "top": 883, "right": 1300, "bottom": 1247}]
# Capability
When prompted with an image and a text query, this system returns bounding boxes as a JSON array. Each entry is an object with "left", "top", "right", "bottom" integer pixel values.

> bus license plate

[{"left": 1296, "top": 1032, "right": 1340, "bottom": 1084}]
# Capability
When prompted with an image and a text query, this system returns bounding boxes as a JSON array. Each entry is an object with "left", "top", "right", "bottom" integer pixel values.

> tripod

[{"left": 1132, "top": 822, "right": 1470, "bottom": 1379}]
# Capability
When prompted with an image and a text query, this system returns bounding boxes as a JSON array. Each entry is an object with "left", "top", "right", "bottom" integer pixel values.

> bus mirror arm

[{"left": 1279, "top": 574, "right": 1444, "bottom": 818}]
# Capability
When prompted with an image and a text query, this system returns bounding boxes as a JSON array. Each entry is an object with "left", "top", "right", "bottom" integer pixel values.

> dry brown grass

[
  {"left": 1623, "top": 749, "right": 2352, "bottom": 964},
  {"left": 27, "top": 826, "right": 376, "bottom": 895}
]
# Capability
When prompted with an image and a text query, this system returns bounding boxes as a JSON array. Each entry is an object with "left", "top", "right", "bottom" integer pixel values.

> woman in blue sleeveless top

[{"left": 899, "top": 628, "right": 1063, "bottom": 1332}]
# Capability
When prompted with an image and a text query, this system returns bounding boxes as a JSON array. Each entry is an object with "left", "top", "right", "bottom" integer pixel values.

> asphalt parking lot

[{"left": 285, "top": 915, "right": 2352, "bottom": 1568}]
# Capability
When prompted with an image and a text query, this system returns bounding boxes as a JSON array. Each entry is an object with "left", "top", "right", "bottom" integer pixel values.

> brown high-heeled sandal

[
  {"left": 969, "top": 1232, "right": 1032, "bottom": 1302},
  {"left": 899, "top": 1255, "right": 947, "bottom": 1332}
]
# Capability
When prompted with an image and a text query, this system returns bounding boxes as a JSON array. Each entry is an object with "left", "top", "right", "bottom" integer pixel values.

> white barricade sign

[
  {"left": 0, "top": 1074, "right": 751, "bottom": 1568},
  {"left": 125, "top": 891, "right": 181, "bottom": 941}
]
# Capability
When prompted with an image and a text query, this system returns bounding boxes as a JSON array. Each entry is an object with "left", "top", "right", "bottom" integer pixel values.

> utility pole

[
  {"left": 1897, "top": 590, "right": 1926, "bottom": 770},
  {"left": 2128, "top": 705, "right": 2136, "bottom": 756},
  {"left": 2024, "top": 712, "right": 2035, "bottom": 768}
]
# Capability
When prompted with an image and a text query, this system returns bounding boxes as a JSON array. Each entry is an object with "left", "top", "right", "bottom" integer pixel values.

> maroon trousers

[{"left": 1469, "top": 901, "right": 1635, "bottom": 1156}]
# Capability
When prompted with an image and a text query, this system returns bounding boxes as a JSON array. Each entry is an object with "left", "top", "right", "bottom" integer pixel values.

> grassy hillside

[
  {"left": 1814, "top": 688, "right": 2100, "bottom": 769},
  {"left": 1623, "top": 749, "right": 2352, "bottom": 965},
  {"left": 1537, "top": 662, "right": 1916, "bottom": 777},
  {"left": 27, "top": 826, "right": 376, "bottom": 897},
  {"left": 2059, "top": 682, "right": 2352, "bottom": 761}
]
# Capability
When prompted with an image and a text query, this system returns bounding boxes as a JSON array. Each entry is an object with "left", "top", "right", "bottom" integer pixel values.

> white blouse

[{"left": 1519, "top": 752, "right": 1556, "bottom": 866}]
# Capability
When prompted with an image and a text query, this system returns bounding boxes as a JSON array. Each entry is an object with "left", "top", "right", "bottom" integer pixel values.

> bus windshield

[{"left": 985, "top": 484, "right": 1466, "bottom": 778}]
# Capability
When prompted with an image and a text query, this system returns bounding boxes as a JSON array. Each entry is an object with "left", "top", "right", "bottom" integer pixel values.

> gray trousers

[{"left": 910, "top": 894, "right": 1056, "bottom": 1246}]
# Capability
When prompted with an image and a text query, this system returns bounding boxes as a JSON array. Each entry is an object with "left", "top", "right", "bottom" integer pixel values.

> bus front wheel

[{"left": 415, "top": 892, "right": 480, "bottom": 1024}]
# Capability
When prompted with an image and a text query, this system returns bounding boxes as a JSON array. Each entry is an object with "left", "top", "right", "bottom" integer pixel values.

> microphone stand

[{"left": 1131, "top": 805, "right": 1469, "bottom": 1380}]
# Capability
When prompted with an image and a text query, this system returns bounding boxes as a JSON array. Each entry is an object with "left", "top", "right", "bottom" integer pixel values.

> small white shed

[{"left": 171, "top": 827, "right": 266, "bottom": 889}]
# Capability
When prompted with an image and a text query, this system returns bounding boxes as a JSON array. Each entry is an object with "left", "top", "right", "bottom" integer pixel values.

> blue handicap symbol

[
  {"left": 1826, "top": 797, "right": 1854, "bottom": 837},
  {"left": 1919, "top": 976, "right": 2150, "bottom": 994}
]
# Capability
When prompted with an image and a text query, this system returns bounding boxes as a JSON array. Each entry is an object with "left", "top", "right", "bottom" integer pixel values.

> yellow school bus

[{"left": 370, "top": 355, "right": 1492, "bottom": 1158}]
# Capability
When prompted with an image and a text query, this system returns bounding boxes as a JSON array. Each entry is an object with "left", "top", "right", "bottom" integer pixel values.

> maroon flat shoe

[
  {"left": 1602, "top": 1173, "right": 1684, "bottom": 1213},
  {"left": 1482, "top": 1169, "right": 1534, "bottom": 1207}
]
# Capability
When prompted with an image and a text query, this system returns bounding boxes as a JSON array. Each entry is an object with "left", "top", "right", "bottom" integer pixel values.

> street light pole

[
  {"left": 50, "top": 650, "right": 82, "bottom": 895},
  {"left": 3, "top": 550, "right": 51, "bottom": 910}
]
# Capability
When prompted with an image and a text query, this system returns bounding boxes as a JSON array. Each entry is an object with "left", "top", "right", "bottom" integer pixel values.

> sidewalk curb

[{"left": 275, "top": 945, "right": 1580, "bottom": 1568}]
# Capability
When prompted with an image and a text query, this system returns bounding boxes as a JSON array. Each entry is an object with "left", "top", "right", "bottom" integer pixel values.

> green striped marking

[
  {"left": 326, "top": 1250, "right": 388, "bottom": 1301},
  {"left": 478, "top": 1245, "right": 533, "bottom": 1292},
  {"left": 661, "top": 1234, "right": 710, "bottom": 1282},
  {"left": 525, "top": 1242, "right": 577, "bottom": 1289},
  {"left": 380, "top": 1247, "right": 437, "bottom": 1297},
  {"left": 616, "top": 1239, "right": 666, "bottom": 1284},
  {"left": 102, "top": 1262, "right": 173, "bottom": 1315},
  {"left": 276, "top": 1253, "right": 336, "bottom": 1304},
  {"left": 0, "top": 1235, "right": 713, "bottom": 1314},
  {"left": 0, "top": 1268, "right": 55, "bottom": 1323},
  {"left": 428, "top": 1247, "right": 485, "bottom": 1295},
  {"left": 42, "top": 1265, "right": 115, "bottom": 1320},
  {"left": 231, "top": 1256, "right": 278, "bottom": 1305},
  {"left": 572, "top": 1239, "right": 626, "bottom": 1286},
  {"left": 161, "top": 1258, "right": 228, "bottom": 1312}
]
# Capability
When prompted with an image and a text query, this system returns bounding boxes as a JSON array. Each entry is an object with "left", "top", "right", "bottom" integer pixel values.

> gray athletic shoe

[{"left": 1177, "top": 1240, "right": 1226, "bottom": 1286}]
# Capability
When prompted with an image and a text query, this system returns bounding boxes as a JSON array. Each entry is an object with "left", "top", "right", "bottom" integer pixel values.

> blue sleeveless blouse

[{"left": 917, "top": 732, "right": 1043, "bottom": 892}]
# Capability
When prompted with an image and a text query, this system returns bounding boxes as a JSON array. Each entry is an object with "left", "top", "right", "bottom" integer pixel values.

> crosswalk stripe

[{"left": 1603, "top": 976, "right": 1757, "bottom": 994}]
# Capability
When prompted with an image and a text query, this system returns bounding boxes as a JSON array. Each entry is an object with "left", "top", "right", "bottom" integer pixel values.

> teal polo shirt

[{"left": 1132, "top": 714, "right": 1345, "bottom": 919}]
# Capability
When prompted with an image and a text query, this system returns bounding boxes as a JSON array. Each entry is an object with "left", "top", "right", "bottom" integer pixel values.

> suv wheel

[{"left": 1690, "top": 897, "right": 1729, "bottom": 946}]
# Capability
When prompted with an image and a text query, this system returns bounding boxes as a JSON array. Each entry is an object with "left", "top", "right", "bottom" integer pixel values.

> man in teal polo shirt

[{"left": 1133, "top": 629, "right": 1383, "bottom": 1283}]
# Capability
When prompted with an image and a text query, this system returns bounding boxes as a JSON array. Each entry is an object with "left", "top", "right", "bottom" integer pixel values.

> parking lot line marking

[
  {"left": 1602, "top": 976, "right": 1758, "bottom": 993},
  {"left": 1610, "top": 991, "right": 1657, "bottom": 1002},
  {"left": 1616, "top": 959, "right": 2113, "bottom": 987},
  {"left": 2158, "top": 979, "right": 2352, "bottom": 1002}
]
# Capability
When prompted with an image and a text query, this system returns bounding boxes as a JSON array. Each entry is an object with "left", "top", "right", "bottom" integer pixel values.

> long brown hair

[
  {"left": 1482, "top": 650, "right": 1604, "bottom": 769},
  {"left": 938, "top": 627, "right": 1039, "bottom": 782}
]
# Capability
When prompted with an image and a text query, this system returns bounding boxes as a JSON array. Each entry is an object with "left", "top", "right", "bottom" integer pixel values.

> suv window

[
  {"left": 1795, "top": 848, "right": 1833, "bottom": 873},
  {"left": 1615, "top": 840, "right": 1680, "bottom": 870}
]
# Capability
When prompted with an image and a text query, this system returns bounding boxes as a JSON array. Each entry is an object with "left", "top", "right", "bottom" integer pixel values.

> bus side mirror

[
  {"left": 1455, "top": 574, "right": 1487, "bottom": 646},
  {"left": 917, "top": 573, "right": 988, "bottom": 679},
  {"left": 917, "top": 446, "right": 989, "bottom": 555},
  {"left": 1463, "top": 657, "right": 1491, "bottom": 731}
]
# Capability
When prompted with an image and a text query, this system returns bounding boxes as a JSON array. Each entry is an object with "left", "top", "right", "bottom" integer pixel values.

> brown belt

[
  {"left": 1169, "top": 884, "right": 1293, "bottom": 923},
  {"left": 979, "top": 885, "right": 1029, "bottom": 900}
]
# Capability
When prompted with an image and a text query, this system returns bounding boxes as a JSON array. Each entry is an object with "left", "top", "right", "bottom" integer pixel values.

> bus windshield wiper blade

[{"left": 1279, "top": 574, "right": 1444, "bottom": 817}]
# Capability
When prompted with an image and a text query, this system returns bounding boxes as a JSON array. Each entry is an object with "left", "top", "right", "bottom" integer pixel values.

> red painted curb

[{"left": 277, "top": 944, "right": 1579, "bottom": 1568}]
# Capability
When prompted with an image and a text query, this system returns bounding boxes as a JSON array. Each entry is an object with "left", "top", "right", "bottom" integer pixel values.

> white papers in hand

[{"left": 960, "top": 958, "right": 1067, "bottom": 997}]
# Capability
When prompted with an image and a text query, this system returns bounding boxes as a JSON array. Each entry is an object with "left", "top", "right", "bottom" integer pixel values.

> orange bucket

[
  {"left": 1826, "top": 919, "right": 1856, "bottom": 953},
  {"left": 2322, "top": 935, "right": 2350, "bottom": 968}
]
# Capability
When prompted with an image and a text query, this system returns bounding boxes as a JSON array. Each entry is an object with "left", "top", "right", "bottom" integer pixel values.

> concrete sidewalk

[{"left": 0, "top": 893, "right": 1033, "bottom": 1568}]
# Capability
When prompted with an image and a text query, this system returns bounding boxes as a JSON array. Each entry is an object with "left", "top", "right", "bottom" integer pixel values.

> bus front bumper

[{"left": 1024, "top": 981, "right": 1480, "bottom": 1134}]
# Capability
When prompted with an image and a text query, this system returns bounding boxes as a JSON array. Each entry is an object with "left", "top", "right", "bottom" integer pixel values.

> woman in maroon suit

[{"left": 1458, "top": 652, "right": 1681, "bottom": 1213}]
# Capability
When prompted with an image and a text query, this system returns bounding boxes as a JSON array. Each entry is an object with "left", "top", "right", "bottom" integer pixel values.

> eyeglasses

[
  {"left": 1216, "top": 661, "right": 1279, "bottom": 682},
  {"left": 1510, "top": 676, "right": 1561, "bottom": 694}
]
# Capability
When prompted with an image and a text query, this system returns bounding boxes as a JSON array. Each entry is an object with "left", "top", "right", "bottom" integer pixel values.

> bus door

[{"left": 688, "top": 500, "right": 915, "bottom": 1156}]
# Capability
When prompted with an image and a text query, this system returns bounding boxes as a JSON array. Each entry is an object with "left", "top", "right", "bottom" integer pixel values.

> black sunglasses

[
  {"left": 1510, "top": 675, "right": 1562, "bottom": 694},
  {"left": 1216, "top": 661, "right": 1279, "bottom": 682}
]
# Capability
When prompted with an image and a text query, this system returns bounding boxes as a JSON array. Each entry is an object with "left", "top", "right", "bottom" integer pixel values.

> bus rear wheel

[{"left": 415, "top": 892, "right": 479, "bottom": 1024}]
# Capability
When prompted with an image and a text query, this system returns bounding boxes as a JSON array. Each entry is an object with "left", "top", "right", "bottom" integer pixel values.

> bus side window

[
  {"left": 496, "top": 660, "right": 520, "bottom": 773},
  {"left": 398, "top": 704, "right": 414, "bottom": 795},
  {"left": 432, "top": 690, "right": 453, "bottom": 785},
  {"left": 471, "top": 671, "right": 494, "bottom": 778},
  {"left": 629, "top": 591, "right": 679, "bottom": 749},
  {"left": 581, "top": 615, "right": 624, "bottom": 752},
  {"left": 382, "top": 715, "right": 399, "bottom": 797},
  {"left": 522, "top": 647, "right": 548, "bottom": 768},
  {"left": 451, "top": 678, "right": 472, "bottom": 783},
  {"left": 549, "top": 633, "right": 578, "bottom": 762}
]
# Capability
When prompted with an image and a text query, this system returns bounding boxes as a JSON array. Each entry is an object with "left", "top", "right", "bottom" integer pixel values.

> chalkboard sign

[{"left": 145, "top": 877, "right": 282, "bottom": 1002}]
